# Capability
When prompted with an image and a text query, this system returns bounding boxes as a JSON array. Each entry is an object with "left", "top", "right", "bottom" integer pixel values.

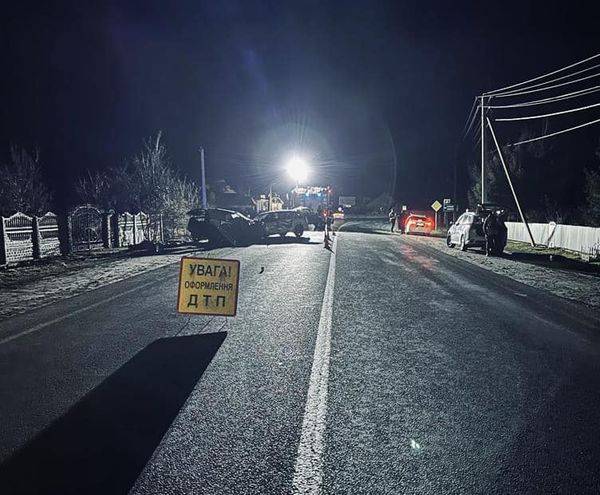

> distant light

[{"left": 286, "top": 155, "right": 309, "bottom": 183}]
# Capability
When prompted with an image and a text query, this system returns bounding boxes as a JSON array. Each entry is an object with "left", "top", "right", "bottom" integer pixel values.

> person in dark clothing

[
  {"left": 483, "top": 212, "right": 499, "bottom": 256},
  {"left": 397, "top": 210, "right": 406, "bottom": 234},
  {"left": 389, "top": 208, "right": 397, "bottom": 232}
]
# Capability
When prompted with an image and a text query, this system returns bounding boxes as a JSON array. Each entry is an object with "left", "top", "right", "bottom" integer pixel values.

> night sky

[{"left": 1, "top": 1, "right": 599, "bottom": 210}]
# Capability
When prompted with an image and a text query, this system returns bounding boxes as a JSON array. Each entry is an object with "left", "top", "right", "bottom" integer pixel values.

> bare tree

[
  {"left": 0, "top": 145, "right": 52, "bottom": 215},
  {"left": 75, "top": 164, "right": 131, "bottom": 210},
  {"left": 129, "top": 131, "right": 174, "bottom": 213}
]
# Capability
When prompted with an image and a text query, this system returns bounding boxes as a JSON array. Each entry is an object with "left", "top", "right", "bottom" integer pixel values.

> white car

[
  {"left": 404, "top": 214, "right": 433, "bottom": 235},
  {"left": 446, "top": 211, "right": 486, "bottom": 251},
  {"left": 256, "top": 210, "right": 309, "bottom": 238}
]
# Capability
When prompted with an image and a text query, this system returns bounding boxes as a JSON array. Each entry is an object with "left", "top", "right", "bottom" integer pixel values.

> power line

[
  {"left": 509, "top": 116, "right": 600, "bottom": 146},
  {"left": 492, "top": 70, "right": 600, "bottom": 98},
  {"left": 484, "top": 85, "right": 600, "bottom": 109},
  {"left": 490, "top": 61, "right": 600, "bottom": 97},
  {"left": 484, "top": 53, "right": 600, "bottom": 95},
  {"left": 463, "top": 103, "right": 480, "bottom": 139},
  {"left": 495, "top": 101, "right": 600, "bottom": 121},
  {"left": 462, "top": 98, "right": 477, "bottom": 135}
]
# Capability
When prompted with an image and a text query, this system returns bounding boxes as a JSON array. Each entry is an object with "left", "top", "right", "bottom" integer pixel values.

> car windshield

[{"left": 3, "top": 4, "right": 599, "bottom": 495}]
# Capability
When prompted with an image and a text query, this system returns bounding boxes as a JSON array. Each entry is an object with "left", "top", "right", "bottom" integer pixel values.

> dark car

[
  {"left": 255, "top": 209, "right": 309, "bottom": 238},
  {"left": 187, "top": 208, "right": 264, "bottom": 247}
]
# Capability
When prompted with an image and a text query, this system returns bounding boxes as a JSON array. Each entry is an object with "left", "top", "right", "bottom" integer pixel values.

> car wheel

[
  {"left": 294, "top": 225, "right": 304, "bottom": 237},
  {"left": 459, "top": 235, "right": 467, "bottom": 251},
  {"left": 446, "top": 235, "right": 454, "bottom": 248}
]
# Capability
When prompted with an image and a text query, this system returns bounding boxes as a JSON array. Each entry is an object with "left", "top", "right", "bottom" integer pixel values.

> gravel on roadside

[{"left": 408, "top": 235, "right": 600, "bottom": 308}]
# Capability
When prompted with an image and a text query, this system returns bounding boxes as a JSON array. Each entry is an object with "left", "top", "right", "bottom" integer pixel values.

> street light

[{"left": 285, "top": 155, "right": 309, "bottom": 184}]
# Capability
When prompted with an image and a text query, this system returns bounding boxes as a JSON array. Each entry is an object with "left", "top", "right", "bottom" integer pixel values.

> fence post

[
  {"left": 58, "top": 213, "right": 73, "bottom": 255},
  {"left": 102, "top": 213, "right": 112, "bottom": 248},
  {"left": 132, "top": 213, "right": 138, "bottom": 245},
  {"left": 111, "top": 214, "right": 121, "bottom": 248},
  {"left": 0, "top": 217, "right": 6, "bottom": 265},
  {"left": 32, "top": 216, "right": 42, "bottom": 259}
]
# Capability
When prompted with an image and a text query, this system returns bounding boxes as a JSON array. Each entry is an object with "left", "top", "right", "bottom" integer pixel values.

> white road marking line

[
  {"left": 292, "top": 235, "right": 337, "bottom": 495},
  {"left": 0, "top": 279, "right": 158, "bottom": 346}
]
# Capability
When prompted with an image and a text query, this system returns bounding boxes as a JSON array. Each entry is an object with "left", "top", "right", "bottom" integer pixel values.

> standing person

[
  {"left": 397, "top": 208, "right": 406, "bottom": 234},
  {"left": 483, "top": 211, "right": 498, "bottom": 256},
  {"left": 388, "top": 207, "right": 397, "bottom": 233}
]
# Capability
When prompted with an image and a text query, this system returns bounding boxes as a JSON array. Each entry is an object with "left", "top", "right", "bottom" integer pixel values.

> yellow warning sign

[{"left": 177, "top": 257, "right": 240, "bottom": 316}]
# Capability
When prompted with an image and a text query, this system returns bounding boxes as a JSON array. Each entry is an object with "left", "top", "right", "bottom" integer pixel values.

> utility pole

[
  {"left": 200, "top": 147, "right": 208, "bottom": 209},
  {"left": 453, "top": 147, "right": 458, "bottom": 222},
  {"left": 480, "top": 95, "right": 485, "bottom": 205}
]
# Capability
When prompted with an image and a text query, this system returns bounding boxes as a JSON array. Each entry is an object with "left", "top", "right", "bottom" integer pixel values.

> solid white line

[
  {"left": 0, "top": 279, "right": 158, "bottom": 346},
  {"left": 292, "top": 235, "right": 337, "bottom": 495}
]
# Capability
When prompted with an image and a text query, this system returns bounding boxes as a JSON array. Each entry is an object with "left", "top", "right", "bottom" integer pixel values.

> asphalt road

[{"left": 1, "top": 223, "right": 600, "bottom": 494}]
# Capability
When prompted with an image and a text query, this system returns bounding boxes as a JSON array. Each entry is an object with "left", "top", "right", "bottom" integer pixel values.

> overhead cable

[
  {"left": 509, "top": 116, "right": 600, "bottom": 146},
  {"left": 484, "top": 85, "right": 600, "bottom": 109},
  {"left": 492, "top": 71, "right": 600, "bottom": 98},
  {"left": 462, "top": 98, "right": 477, "bottom": 136},
  {"left": 495, "top": 101, "right": 600, "bottom": 121},
  {"left": 463, "top": 104, "right": 480, "bottom": 139},
  {"left": 489, "top": 61, "right": 600, "bottom": 97},
  {"left": 484, "top": 53, "right": 600, "bottom": 95}
]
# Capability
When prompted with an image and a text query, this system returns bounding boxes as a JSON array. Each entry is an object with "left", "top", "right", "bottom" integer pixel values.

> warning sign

[{"left": 177, "top": 257, "right": 240, "bottom": 316}]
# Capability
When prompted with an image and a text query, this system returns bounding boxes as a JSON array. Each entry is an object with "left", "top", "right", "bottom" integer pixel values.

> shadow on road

[
  {"left": 0, "top": 332, "right": 226, "bottom": 495},
  {"left": 263, "top": 235, "right": 321, "bottom": 246}
]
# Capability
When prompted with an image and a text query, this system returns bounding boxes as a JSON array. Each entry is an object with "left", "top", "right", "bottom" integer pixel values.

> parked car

[
  {"left": 256, "top": 209, "right": 309, "bottom": 238},
  {"left": 447, "top": 211, "right": 485, "bottom": 251},
  {"left": 187, "top": 208, "right": 263, "bottom": 247},
  {"left": 404, "top": 214, "right": 433, "bottom": 235},
  {"left": 447, "top": 205, "right": 508, "bottom": 253}
]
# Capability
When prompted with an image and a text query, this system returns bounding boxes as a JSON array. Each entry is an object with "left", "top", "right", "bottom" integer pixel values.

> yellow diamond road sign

[
  {"left": 177, "top": 257, "right": 240, "bottom": 316},
  {"left": 431, "top": 200, "right": 442, "bottom": 212}
]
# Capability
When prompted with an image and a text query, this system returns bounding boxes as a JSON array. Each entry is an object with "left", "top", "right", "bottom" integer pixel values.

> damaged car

[{"left": 187, "top": 208, "right": 264, "bottom": 247}]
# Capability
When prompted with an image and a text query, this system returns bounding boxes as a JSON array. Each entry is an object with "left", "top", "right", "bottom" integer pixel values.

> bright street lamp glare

[{"left": 286, "top": 156, "right": 309, "bottom": 183}]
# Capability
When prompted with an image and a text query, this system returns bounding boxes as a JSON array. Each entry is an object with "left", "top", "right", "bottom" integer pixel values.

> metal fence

[
  {"left": 1, "top": 206, "right": 165, "bottom": 266},
  {"left": 70, "top": 205, "right": 105, "bottom": 252}
]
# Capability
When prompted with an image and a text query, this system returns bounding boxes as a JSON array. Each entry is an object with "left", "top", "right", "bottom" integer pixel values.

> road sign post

[
  {"left": 177, "top": 257, "right": 240, "bottom": 316},
  {"left": 431, "top": 200, "right": 442, "bottom": 231}
]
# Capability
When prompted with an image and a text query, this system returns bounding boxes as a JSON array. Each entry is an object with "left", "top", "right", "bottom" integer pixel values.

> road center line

[
  {"left": 292, "top": 235, "right": 337, "bottom": 494},
  {"left": 0, "top": 279, "right": 159, "bottom": 346}
]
